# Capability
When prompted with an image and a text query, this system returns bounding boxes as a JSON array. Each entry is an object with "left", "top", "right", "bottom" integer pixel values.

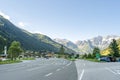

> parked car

[
  {"left": 100, "top": 56, "right": 116, "bottom": 62},
  {"left": 100, "top": 57, "right": 111, "bottom": 62},
  {"left": 116, "top": 58, "right": 120, "bottom": 62}
]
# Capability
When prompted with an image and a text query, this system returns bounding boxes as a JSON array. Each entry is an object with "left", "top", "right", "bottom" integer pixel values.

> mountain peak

[{"left": 55, "top": 35, "right": 120, "bottom": 54}]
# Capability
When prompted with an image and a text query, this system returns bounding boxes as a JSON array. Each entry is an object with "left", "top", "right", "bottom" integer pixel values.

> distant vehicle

[
  {"left": 100, "top": 57, "right": 111, "bottom": 62},
  {"left": 116, "top": 58, "right": 120, "bottom": 62},
  {"left": 44, "top": 56, "right": 49, "bottom": 59},
  {"left": 100, "top": 56, "right": 116, "bottom": 62}
]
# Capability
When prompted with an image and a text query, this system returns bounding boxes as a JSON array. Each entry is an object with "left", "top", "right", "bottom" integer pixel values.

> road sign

[{"left": 96, "top": 53, "right": 100, "bottom": 59}]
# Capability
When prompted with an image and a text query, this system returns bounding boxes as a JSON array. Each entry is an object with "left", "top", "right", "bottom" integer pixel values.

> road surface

[
  {"left": 1, "top": 58, "right": 120, "bottom": 80},
  {"left": 0, "top": 58, "right": 77, "bottom": 80},
  {"left": 76, "top": 60, "right": 120, "bottom": 80}
]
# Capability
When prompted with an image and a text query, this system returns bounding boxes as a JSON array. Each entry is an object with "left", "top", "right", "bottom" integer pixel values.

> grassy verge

[
  {"left": 67, "top": 58, "right": 76, "bottom": 61},
  {"left": 21, "top": 57, "right": 35, "bottom": 60},
  {"left": 85, "top": 58, "right": 107, "bottom": 62},
  {"left": 84, "top": 58, "right": 101, "bottom": 62},
  {"left": 0, "top": 57, "right": 35, "bottom": 64},
  {"left": 0, "top": 60, "right": 22, "bottom": 64}
]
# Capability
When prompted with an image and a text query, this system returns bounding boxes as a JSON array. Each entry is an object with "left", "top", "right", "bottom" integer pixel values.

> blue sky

[{"left": 0, "top": 0, "right": 120, "bottom": 42}]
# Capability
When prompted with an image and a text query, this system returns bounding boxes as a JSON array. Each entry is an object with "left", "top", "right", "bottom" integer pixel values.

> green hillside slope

[{"left": 0, "top": 15, "right": 75, "bottom": 54}]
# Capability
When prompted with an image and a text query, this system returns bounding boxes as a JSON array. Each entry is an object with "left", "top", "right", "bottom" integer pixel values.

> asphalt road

[
  {"left": 75, "top": 60, "right": 120, "bottom": 80},
  {"left": 1, "top": 58, "right": 120, "bottom": 80},
  {"left": 0, "top": 58, "right": 77, "bottom": 80}
]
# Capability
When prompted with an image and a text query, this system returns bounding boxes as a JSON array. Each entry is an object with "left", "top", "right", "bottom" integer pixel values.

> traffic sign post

[{"left": 96, "top": 53, "right": 100, "bottom": 59}]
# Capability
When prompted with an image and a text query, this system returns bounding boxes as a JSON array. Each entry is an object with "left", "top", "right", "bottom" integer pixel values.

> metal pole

[{"left": 4, "top": 46, "right": 7, "bottom": 57}]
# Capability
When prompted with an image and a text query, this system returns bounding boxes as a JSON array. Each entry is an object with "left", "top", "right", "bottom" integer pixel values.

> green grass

[
  {"left": 0, "top": 57, "right": 35, "bottom": 64},
  {"left": 67, "top": 57, "right": 76, "bottom": 61},
  {"left": 84, "top": 58, "right": 101, "bottom": 62},
  {"left": 0, "top": 60, "right": 22, "bottom": 64},
  {"left": 21, "top": 57, "right": 35, "bottom": 60}
]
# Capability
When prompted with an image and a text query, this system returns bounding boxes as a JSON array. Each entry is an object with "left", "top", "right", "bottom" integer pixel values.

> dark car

[
  {"left": 100, "top": 57, "right": 111, "bottom": 62},
  {"left": 100, "top": 56, "right": 116, "bottom": 62}
]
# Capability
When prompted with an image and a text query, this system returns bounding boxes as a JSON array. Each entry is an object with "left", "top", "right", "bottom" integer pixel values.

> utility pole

[{"left": 4, "top": 46, "right": 7, "bottom": 57}]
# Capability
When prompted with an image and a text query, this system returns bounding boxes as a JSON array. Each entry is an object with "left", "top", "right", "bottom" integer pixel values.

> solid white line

[
  {"left": 79, "top": 69, "right": 85, "bottom": 80},
  {"left": 105, "top": 67, "right": 117, "bottom": 74},
  {"left": 45, "top": 73, "right": 53, "bottom": 77},
  {"left": 56, "top": 69, "right": 61, "bottom": 71}
]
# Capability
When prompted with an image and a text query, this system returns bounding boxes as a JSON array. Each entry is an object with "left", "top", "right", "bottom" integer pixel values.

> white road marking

[
  {"left": 56, "top": 69, "right": 61, "bottom": 71},
  {"left": 79, "top": 69, "right": 85, "bottom": 80},
  {"left": 62, "top": 67, "right": 65, "bottom": 69},
  {"left": 66, "top": 62, "right": 72, "bottom": 66},
  {"left": 45, "top": 72, "right": 53, "bottom": 77},
  {"left": 105, "top": 67, "right": 117, "bottom": 74}
]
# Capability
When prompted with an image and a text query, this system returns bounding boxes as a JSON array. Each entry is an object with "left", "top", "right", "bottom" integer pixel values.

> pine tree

[
  {"left": 87, "top": 53, "right": 92, "bottom": 58},
  {"left": 93, "top": 47, "right": 100, "bottom": 58},
  {"left": 82, "top": 53, "right": 87, "bottom": 59},
  {"left": 109, "top": 39, "right": 119, "bottom": 57},
  {"left": 58, "top": 45, "right": 65, "bottom": 58},
  {"left": 59, "top": 45, "right": 65, "bottom": 55}
]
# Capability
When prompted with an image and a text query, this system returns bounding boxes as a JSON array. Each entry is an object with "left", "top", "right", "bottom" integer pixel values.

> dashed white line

[
  {"left": 56, "top": 69, "right": 61, "bottom": 71},
  {"left": 79, "top": 69, "right": 85, "bottom": 80},
  {"left": 45, "top": 72, "right": 53, "bottom": 77}
]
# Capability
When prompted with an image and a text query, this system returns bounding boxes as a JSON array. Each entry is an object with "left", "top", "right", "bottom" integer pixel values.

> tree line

[{"left": 82, "top": 39, "right": 120, "bottom": 59}]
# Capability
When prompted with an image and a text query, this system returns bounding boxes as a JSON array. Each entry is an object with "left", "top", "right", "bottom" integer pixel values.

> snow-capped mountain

[
  {"left": 76, "top": 35, "right": 120, "bottom": 53},
  {"left": 54, "top": 35, "right": 120, "bottom": 54},
  {"left": 54, "top": 38, "right": 78, "bottom": 51}
]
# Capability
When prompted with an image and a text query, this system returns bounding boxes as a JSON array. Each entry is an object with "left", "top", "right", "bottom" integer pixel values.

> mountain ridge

[
  {"left": 54, "top": 35, "right": 120, "bottom": 54},
  {"left": 0, "top": 15, "right": 75, "bottom": 54}
]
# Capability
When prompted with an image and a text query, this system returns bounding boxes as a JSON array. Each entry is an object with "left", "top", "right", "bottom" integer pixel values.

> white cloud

[
  {"left": 0, "top": 11, "right": 10, "bottom": 20},
  {"left": 18, "top": 22, "right": 25, "bottom": 27}
]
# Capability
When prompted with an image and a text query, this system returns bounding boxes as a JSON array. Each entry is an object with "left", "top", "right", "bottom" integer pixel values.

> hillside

[
  {"left": 54, "top": 38, "right": 78, "bottom": 52},
  {"left": 0, "top": 15, "right": 75, "bottom": 54}
]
